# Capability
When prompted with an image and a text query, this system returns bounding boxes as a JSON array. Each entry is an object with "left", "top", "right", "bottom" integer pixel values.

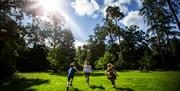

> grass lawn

[{"left": 0, "top": 71, "right": 180, "bottom": 91}]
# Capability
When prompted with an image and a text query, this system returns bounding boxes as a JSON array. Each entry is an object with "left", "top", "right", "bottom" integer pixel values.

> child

[
  {"left": 67, "top": 63, "right": 79, "bottom": 87},
  {"left": 83, "top": 61, "right": 92, "bottom": 85},
  {"left": 105, "top": 63, "right": 118, "bottom": 88}
]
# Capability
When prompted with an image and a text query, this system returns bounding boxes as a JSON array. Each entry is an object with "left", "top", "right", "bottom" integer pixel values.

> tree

[
  {"left": 75, "top": 46, "right": 88, "bottom": 68},
  {"left": 95, "top": 52, "right": 114, "bottom": 70},
  {"left": 105, "top": 6, "right": 125, "bottom": 70},
  {"left": 121, "top": 25, "right": 148, "bottom": 69},
  {"left": 47, "top": 29, "right": 75, "bottom": 72},
  {"left": 105, "top": 6, "right": 124, "bottom": 51},
  {"left": 17, "top": 44, "right": 50, "bottom": 72},
  {"left": 85, "top": 24, "right": 107, "bottom": 68},
  {"left": 60, "top": 29, "right": 76, "bottom": 69},
  {"left": 0, "top": 0, "right": 27, "bottom": 79},
  {"left": 139, "top": 51, "right": 152, "bottom": 72},
  {"left": 140, "top": 0, "right": 176, "bottom": 69}
]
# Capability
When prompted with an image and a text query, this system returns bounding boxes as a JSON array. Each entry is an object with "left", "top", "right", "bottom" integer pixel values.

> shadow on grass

[
  {"left": 89, "top": 85, "right": 105, "bottom": 90},
  {"left": 0, "top": 78, "right": 49, "bottom": 91},
  {"left": 67, "top": 87, "right": 82, "bottom": 91},
  {"left": 50, "top": 72, "right": 105, "bottom": 77},
  {"left": 115, "top": 87, "right": 134, "bottom": 91}
]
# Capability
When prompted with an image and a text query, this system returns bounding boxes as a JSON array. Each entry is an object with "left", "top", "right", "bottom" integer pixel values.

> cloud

[
  {"left": 75, "top": 40, "right": 86, "bottom": 48},
  {"left": 92, "top": 13, "right": 99, "bottom": 19},
  {"left": 71, "top": 0, "right": 100, "bottom": 17},
  {"left": 121, "top": 11, "right": 147, "bottom": 30},
  {"left": 104, "top": 0, "right": 131, "bottom": 5},
  {"left": 70, "top": 0, "right": 143, "bottom": 19},
  {"left": 135, "top": 0, "right": 142, "bottom": 9}
]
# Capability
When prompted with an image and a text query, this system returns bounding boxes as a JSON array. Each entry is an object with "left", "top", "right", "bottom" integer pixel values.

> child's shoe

[
  {"left": 113, "top": 85, "right": 116, "bottom": 88},
  {"left": 70, "top": 84, "right": 73, "bottom": 86}
]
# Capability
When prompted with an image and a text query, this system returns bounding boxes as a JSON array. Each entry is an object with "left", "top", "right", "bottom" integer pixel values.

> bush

[{"left": 95, "top": 52, "right": 114, "bottom": 70}]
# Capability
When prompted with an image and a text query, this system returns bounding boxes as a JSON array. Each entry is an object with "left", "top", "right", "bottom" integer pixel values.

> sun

[
  {"left": 38, "top": 0, "right": 60, "bottom": 13},
  {"left": 30, "top": 0, "right": 70, "bottom": 23}
]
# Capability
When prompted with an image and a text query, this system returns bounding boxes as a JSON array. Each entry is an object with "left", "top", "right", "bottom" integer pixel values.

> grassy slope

[{"left": 0, "top": 71, "right": 180, "bottom": 91}]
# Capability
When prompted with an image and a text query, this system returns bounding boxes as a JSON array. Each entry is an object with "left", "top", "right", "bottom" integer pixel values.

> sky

[{"left": 36, "top": 0, "right": 147, "bottom": 48}]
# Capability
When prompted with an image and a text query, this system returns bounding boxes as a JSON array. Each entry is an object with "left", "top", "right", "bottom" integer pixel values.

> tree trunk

[
  {"left": 53, "top": 25, "right": 57, "bottom": 51},
  {"left": 166, "top": 32, "right": 172, "bottom": 52},
  {"left": 156, "top": 30, "right": 165, "bottom": 69},
  {"left": 32, "top": 19, "right": 37, "bottom": 49},
  {"left": 115, "top": 19, "right": 125, "bottom": 70},
  {"left": 115, "top": 20, "right": 122, "bottom": 54},
  {"left": 109, "top": 28, "right": 113, "bottom": 45}
]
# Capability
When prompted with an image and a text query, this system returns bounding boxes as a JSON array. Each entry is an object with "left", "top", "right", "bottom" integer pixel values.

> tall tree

[
  {"left": 121, "top": 25, "right": 148, "bottom": 69},
  {"left": 140, "top": 0, "right": 176, "bottom": 68},
  {"left": 75, "top": 46, "right": 88, "bottom": 68},
  {"left": 47, "top": 29, "right": 75, "bottom": 72},
  {"left": 105, "top": 6, "right": 124, "bottom": 52},
  {"left": 0, "top": 0, "right": 28, "bottom": 79},
  {"left": 86, "top": 24, "right": 107, "bottom": 68},
  {"left": 105, "top": 6, "right": 125, "bottom": 68}
]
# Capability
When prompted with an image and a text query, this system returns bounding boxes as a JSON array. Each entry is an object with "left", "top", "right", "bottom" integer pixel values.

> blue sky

[
  {"left": 34, "top": 0, "right": 147, "bottom": 47},
  {"left": 54, "top": 0, "right": 147, "bottom": 47}
]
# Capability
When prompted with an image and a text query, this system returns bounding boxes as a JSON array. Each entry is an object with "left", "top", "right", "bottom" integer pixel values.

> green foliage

[
  {"left": 138, "top": 51, "right": 152, "bottom": 71},
  {"left": 47, "top": 49, "right": 60, "bottom": 72},
  {"left": 47, "top": 46, "right": 70, "bottom": 72},
  {"left": 0, "top": 0, "right": 25, "bottom": 78},
  {"left": 75, "top": 46, "right": 88, "bottom": 68},
  {"left": 0, "top": 47, "right": 17, "bottom": 79},
  {"left": 17, "top": 45, "right": 50, "bottom": 72},
  {"left": 82, "top": 24, "right": 106, "bottom": 68},
  {"left": 95, "top": 52, "right": 114, "bottom": 70},
  {"left": 140, "top": 0, "right": 180, "bottom": 69},
  {"left": 47, "top": 29, "right": 75, "bottom": 72},
  {"left": 120, "top": 25, "right": 148, "bottom": 69}
]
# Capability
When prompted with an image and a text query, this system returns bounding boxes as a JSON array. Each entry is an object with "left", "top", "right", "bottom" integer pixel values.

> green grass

[{"left": 0, "top": 71, "right": 180, "bottom": 91}]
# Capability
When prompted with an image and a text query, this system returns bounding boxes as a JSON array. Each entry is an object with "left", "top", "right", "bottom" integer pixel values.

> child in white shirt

[{"left": 83, "top": 61, "right": 91, "bottom": 85}]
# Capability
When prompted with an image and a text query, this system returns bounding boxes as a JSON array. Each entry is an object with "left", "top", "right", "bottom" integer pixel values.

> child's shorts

[
  {"left": 107, "top": 75, "right": 116, "bottom": 80},
  {"left": 85, "top": 72, "right": 90, "bottom": 77},
  {"left": 68, "top": 76, "right": 74, "bottom": 82}
]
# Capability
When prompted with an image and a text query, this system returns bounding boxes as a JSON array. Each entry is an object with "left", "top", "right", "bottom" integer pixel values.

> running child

[
  {"left": 83, "top": 61, "right": 92, "bottom": 85},
  {"left": 105, "top": 63, "right": 118, "bottom": 88},
  {"left": 67, "top": 63, "right": 79, "bottom": 87}
]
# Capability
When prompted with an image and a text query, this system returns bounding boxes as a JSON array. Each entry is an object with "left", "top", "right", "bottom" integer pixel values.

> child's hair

[
  {"left": 107, "top": 63, "right": 113, "bottom": 67},
  {"left": 107, "top": 63, "right": 113, "bottom": 70},
  {"left": 70, "top": 63, "right": 74, "bottom": 67},
  {"left": 85, "top": 60, "right": 89, "bottom": 65}
]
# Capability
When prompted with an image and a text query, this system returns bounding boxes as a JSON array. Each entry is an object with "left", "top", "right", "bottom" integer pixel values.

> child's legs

[
  {"left": 67, "top": 76, "right": 74, "bottom": 84},
  {"left": 85, "top": 73, "right": 87, "bottom": 78},
  {"left": 111, "top": 79, "right": 115, "bottom": 85},
  {"left": 85, "top": 73, "right": 90, "bottom": 82},
  {"left": 68, "top": 76, "right": 71, "bottom": 83},
  {"left": 67, "top": 76, "right": 70, "bottom": 86},
  {"left": 70, "top": 76, "right": 74, "bottom": 84}
]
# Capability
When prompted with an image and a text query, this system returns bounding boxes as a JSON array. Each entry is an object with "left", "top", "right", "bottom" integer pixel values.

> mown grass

[{"left": 0, "top": 71, "right": 180, "bottom": 91}]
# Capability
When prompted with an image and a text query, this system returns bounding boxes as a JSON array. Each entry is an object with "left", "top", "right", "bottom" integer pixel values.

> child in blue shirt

[{"left": 67, "top": 63, "right": 79, "bottom": 86}]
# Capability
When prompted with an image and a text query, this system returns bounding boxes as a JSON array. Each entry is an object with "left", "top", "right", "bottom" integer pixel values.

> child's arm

[
  {"left": 114, "top": 72, "right": 118, "bottom": 77},
  {"left": 74, "top": 67, "right": 79, "bottom": 72},
  {"left": 113, "top": 69, "right": 118, "bottom": 76},
  {"left": 105, "top": 69, "right": 108, "bottom": 75},
  {"left": 90, "top": 65, "right": 92, "bottom": 72}
]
